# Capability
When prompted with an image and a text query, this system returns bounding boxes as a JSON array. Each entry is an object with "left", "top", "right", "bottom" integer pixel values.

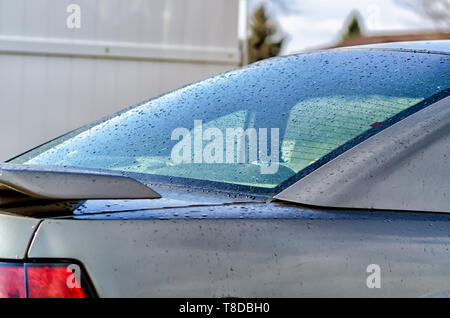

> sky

[{"left": 247, "top": 0, "right": 446, "bottom": 54}]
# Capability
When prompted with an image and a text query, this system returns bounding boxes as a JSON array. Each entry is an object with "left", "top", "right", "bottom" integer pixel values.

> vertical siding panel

[
  {"left": 21, "top": 55, "right": 48, "bottom": 149},
  {"left": 46, "top": 56, "right": 71, "bottom": 137},
  {"left": 0, "top": 0, "right": 25, "bottom": 35},
  {"left": 67, "top": 57, "right": 95, "bottom": 128},
  {"left": 0, "top": 55, "right": 23, "bottom": 156}
]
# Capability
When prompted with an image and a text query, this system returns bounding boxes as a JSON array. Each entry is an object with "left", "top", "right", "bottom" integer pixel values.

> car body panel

[
  {"left": 69, "top": 186, "right": 266, "bottom": 216},
  {"left": 0, "top": 214, "right": 40, "bottom": 259},
  {"left": 28, "top": 202, "right": 450, "bottom": 297}
]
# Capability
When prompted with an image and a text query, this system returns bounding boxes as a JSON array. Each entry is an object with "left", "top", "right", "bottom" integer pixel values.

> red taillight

[
  {"left": 27, "top": 265, "right": 86, "bottom": 298},
  {"left": 0, "top": 265, "right": 25, "bottom": 298},
  {"left": 0, "top": 262, "right": 90, "bottom": 298}
]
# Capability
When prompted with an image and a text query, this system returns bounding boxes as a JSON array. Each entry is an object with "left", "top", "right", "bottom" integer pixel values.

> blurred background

[{"left": 0, "top": 0, "right": 449, "bottom": 161}]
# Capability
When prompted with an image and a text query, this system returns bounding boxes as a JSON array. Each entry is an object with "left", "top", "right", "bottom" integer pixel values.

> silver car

[{"left": 0, "top": 40, "right": 449, "bottom": 298}]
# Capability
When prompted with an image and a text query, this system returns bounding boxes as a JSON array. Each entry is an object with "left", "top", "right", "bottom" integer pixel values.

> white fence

[{"left": 0, "top": 0, "right": 241, "bottom": 161}]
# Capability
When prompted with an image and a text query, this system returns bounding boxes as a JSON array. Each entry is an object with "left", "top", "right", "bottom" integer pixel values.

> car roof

[{"left": 343, "top": 40, "right": 450, "bottom": 54}]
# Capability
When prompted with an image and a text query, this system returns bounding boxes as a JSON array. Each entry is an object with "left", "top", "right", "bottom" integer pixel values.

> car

[{"left": 0, "top": 40, "right": 449, "bottom": 298}]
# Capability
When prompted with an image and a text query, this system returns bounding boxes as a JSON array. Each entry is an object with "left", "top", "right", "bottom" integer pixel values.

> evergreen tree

[
  {"left": 341, "top": 13, "right": 363, "bottom": 41},
  {"left": 247, "top": 5, "right": 284, "bottom": 64}
]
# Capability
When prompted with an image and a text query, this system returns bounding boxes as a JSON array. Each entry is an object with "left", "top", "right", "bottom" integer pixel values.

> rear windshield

[{"left": 10, "top": 50, "right": 450, "bottom": 192}]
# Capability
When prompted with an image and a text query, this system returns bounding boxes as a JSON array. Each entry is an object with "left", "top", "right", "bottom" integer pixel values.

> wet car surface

[{"left": 1, "top": 41, "right": 450, "bottom": 297}]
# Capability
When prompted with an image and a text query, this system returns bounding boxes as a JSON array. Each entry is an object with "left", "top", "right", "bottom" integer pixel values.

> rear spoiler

[{"left": 0, "top": 163, "right": 161, "bottom": 207}]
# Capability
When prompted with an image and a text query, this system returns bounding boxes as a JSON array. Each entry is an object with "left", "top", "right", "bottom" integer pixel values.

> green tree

[
  {"left": 341, "top": 13, "right": 363, "bottom": 41},
  {"left": 247, "top": 5, "right": 285, "bottom": 64}
]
